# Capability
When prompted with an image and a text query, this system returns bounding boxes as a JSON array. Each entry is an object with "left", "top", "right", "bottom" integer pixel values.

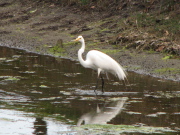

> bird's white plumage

[
  {"left": 75, "top": 35, "right": 127, "bottom": 81},
  {"left": 86, "top": 50, "right": 126, "bottom": 80}
]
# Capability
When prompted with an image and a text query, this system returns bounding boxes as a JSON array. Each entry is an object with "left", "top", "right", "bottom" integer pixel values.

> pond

[{"left": 0, "top": 46, "right": 179, "bottom": 134}]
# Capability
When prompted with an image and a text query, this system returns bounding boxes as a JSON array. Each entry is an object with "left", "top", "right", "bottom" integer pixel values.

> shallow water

[{"left": 0, "top": 46, "right": 179, "bottom": 134}]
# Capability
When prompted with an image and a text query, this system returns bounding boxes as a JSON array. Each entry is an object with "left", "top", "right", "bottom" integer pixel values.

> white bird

[{"left": 74, "top": 35, "right": 127, "bottom": 94}]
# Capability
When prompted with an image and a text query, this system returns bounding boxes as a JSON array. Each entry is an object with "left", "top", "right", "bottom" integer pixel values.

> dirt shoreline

[{"left": 0, "top": 0, "right": 179, "bottom": 81}]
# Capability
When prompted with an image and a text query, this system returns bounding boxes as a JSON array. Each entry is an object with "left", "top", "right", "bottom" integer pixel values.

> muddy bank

[{"left": 0, "top": 0, "right": 179, "bottom": 81}]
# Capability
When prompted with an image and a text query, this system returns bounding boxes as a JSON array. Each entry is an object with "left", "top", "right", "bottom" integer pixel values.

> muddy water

[{"left": 0, "top": 46, "right": 179, "bottom": 135}]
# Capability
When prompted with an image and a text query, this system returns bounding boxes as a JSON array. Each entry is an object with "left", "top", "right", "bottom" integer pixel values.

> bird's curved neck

[{"left": 78, "top": 40, "right": 88, "bottom": 68}]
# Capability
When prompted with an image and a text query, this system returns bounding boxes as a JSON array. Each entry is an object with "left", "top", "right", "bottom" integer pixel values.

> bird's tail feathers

[
  {"left": 115, "top": 64, "right": 127, "bottom": 81},
  {"left": 115, "top": 65, "right": 132, "bottom": 90}
]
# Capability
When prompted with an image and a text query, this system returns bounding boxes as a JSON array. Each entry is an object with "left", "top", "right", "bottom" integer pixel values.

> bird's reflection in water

[
  {"left": 77, "top": 97, "right": 127, "bottom": 126},
  {"left": 33, "top": 118, "right": 47, "bottom": 135}
]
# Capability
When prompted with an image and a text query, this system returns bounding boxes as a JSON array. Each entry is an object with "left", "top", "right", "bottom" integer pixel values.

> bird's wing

[{"left": 86, "top": 50, "right": 126, "bottom": 80}]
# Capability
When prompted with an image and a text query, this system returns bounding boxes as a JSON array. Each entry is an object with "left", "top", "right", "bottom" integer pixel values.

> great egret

[{"left": 74, "top": 35, "right": 127, "bottom": 94}]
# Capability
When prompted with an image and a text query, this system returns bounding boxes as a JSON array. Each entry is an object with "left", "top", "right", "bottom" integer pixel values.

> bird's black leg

[
  {"left": 94, "top": 78, "right": 99, "bottom": 95},
  {"left": 100, "top": 74, "right": 104, "bottom": 93},
  {"left": 94, "top": 73, "right": 105, "bottom": 94},
  {"left": 122, "top": 80, "right": 127, "bottom": 90}
]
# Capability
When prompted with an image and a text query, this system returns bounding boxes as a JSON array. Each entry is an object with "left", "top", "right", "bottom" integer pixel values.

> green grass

[
  {"left": 29, "top": 9, "right": 37, "bottom": 13},
  {"left": 80, "top": 0, "right": 89, "bottom": 5},
  {"left": 100, "top": 28, "right": 109, "bottom": 32},
  {"left": 154, "top": 68, "right": 180, "bottom": 74},
  {"left": 92, "top": 48, "right": 120, "bottom": 54},
  {"left": 74, "top": 124, "right": 176, "bottom": 134},
  {"left": 63, "top": 41, "right": 77, "bottom": 46},
  {"left": 47, "top": 41, "right": 77, "bottom": 57},
  {"left": 162, "top": 55, "right": 173, "bottom": 60},
  {"left": 48, "top": 45, "right": 65, "bottom": 57},
  {"left": 132, "top": 13, "right": 180, "bottom": 37}
]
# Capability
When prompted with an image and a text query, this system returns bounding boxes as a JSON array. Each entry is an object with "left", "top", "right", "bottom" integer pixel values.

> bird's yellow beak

[{"left": 74, "top": 38, "right": 80, "bottom": 41}]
